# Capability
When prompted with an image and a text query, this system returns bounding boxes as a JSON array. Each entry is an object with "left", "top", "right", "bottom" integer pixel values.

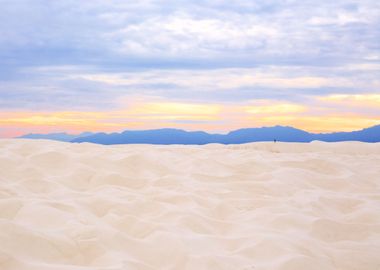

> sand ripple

[{"left": 0, "top": 139, "right": 380, "bottom": 269}]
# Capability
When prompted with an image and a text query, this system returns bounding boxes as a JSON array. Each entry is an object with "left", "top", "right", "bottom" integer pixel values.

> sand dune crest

[{"left": 0, "top": 139, "right": 379, "bottom": 269}]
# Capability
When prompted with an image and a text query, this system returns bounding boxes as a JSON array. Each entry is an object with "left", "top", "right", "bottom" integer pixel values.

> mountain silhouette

[
  {"left": 312, "top": 125, "right": 380, "bottom": 143},
  {"left": 18, "top": 132, "right": 94, "bottom": 142},
  {"left": 72, "top": 129, "right": 222, "bottom": 145},
  {"left": 221, "top": 126, "right": 313, "bottom": 143},
  {"left": 66, "top": 125, "right": 380, "bottom": 144}
]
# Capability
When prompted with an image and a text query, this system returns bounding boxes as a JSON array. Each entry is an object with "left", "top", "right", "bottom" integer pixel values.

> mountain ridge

[
  {"left": 73, "top": 125, "right": 380, "bottom": 144},
  {"left": 16, "top": 125, "right": 380, "bottom": 144},
  {"left": 18, "top": 132, "right": 94, "bottom": 142}
]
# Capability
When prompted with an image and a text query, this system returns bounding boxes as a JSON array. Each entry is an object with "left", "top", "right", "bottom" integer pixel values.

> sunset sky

[{"left": 1, "top": 0, "right": 379, "bottom": 137}]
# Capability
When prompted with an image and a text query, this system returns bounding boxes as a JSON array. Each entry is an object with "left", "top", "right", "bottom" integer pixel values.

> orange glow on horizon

[{"left": 0, "top": 96, "right": 379, "bottom": 138}]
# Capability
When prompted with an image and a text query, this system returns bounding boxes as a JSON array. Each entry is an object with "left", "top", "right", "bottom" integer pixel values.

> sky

[{"left": 0, "top": 0, "right": 379, "bottom": 137}]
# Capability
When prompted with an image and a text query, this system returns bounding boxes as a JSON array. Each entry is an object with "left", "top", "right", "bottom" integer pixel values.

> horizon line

[{"left": 14, "top": 123, "right": 380, "bottom": 138}]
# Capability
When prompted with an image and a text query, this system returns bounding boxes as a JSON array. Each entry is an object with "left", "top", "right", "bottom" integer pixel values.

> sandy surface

[{"left": 0, "top": 139, "right": 379, "bottom": 270}]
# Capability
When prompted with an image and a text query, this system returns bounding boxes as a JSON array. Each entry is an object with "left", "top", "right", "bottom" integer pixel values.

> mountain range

[
  {"left": 18, "top": 132, "right": 94, "bottom": 142},
  {"left": 17, "top": 125, "right": 380, "bottom": 144}
]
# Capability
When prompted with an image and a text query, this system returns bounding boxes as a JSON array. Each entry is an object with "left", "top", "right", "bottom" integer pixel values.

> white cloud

[
  {"left": 74, "top": 69, "right": 356, "bottom": 89},
  {"left": 0, "top": 0, "right": 379, "bottom": 113},
  {"left": 1, "top": 0, "right": 378, "bottom": 63},
  {"left": 106, "top": 13, "right": 279, "bottom": 56}
]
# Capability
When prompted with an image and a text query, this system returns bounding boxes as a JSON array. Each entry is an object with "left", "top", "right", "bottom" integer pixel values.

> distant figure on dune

[{"left": 274, "top": 139, "right": 277, "bottom": 143}]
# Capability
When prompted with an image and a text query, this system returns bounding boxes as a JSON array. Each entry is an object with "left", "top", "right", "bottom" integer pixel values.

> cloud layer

[{"left": 0, "top": 0, "right": 379, "bottom": 136}]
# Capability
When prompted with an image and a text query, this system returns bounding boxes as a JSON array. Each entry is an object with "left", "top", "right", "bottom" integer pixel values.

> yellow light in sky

[
  {"left": 128, "top": 102, "right": 221, "bottom": 117},
  {"left": 245, "top": 103, "right": 306, "bottom": 114},
  {"left": 319, "top": 94, "right": 380, "bottom": 107},
  {"left": 0, "top": 96, "right": 379, "bottom": 137}
]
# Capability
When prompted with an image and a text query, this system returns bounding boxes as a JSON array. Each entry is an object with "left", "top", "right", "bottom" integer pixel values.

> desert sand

[{"left": 0, "top": 139, "right": 379, "bottom": 270}]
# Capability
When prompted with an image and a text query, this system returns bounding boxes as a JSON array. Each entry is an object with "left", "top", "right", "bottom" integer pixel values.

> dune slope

[{"left": 0, "top": 139, "right": 380, "bottom": 270}]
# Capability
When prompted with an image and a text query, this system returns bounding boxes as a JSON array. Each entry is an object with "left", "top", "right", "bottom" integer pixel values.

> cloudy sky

[{"left": 1, "top": 0, "right": 379, "bottom": 137}]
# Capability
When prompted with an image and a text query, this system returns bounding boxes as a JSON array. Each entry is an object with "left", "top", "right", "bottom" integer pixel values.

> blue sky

[{"left": 0, "top": 0, "right": 379, "bottom": 137}]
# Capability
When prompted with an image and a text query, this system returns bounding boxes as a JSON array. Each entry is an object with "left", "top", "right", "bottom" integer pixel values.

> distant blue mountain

[
  {"left": 70, "top": 125, "right": 380, "bottom": 144},
  {"left": 313, "top": 125, "right": 380, "bottom": 143},
  {"left": 72, "top": 129, "right": 223, "bottom": 145},
  {"left": 18, "top": 132, "right": 94, "bottom": 142},
  {"left": 222, "top": 126, "right": 313, "bottom": 143}
]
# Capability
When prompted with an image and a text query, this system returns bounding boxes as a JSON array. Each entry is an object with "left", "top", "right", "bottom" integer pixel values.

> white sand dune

[{"left": 0, "top": 139, "right": 379, "bottom": 270}]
